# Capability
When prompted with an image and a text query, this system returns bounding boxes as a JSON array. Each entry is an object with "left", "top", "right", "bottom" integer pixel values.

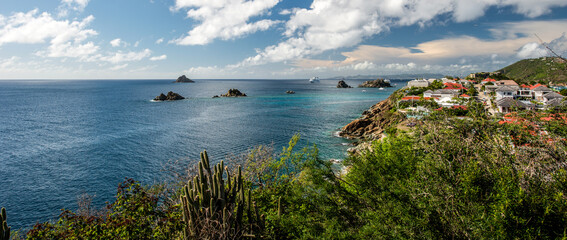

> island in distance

[
  {"left": 174, "top": 75, "right": 195, "bottom": 83},
  {"left": 358, "top": 79, "right": 391, "bottom": 88},
  {"left": 214, "top": 89, "right": 247, "bottom": 98},
  {"left": 154, "top": 91, "right": 185, "bottom": 101},
  {"left": 337, "top": 80, "right": 352, "bottom": 88}
]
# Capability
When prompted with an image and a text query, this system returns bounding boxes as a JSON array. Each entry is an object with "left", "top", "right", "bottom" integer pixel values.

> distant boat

[
  {"left": 379, "top": 87, "right": 384, "bottom": 90},
  {"left": 309, "top": 77, "right": 320, "bottom": 83}
]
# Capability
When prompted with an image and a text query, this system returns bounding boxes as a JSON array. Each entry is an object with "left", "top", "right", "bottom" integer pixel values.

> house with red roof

[
  {"left": 481, "top": 78, "right": 497, "bottom": 84},
  {"left": 443, "top": 82, "right": 467, "bottom": 92}
]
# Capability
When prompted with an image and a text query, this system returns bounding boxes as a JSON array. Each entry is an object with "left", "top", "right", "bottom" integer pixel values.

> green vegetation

[
  {"left": 405, "top": 80, "right": 445, "bottom": 96},
  {"left": 1, "top": 208, "right": 10, "bottom": 240},
  {"left": 26, "top": 179, "right": 183, "bottom": 239},
  {"left": 499, "top": 57, "right": 567, "bottom": 84},
  {"left": 180, "top": 150, "right": 263, "bottom": 239},
  {"left": 13, "top": 104, "right": 567, "bottom": 239}
]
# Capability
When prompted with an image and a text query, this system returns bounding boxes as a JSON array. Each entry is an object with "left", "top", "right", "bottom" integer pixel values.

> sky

[{"left": 1, "top": 0, "right": 567, "bottom": 79}]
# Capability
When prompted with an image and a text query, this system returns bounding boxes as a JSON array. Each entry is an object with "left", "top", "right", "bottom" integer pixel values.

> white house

[
  {"left": 423, "top": 89, "right": 458, "bottom": 99},
  {"left": 532, "top": 86, "right": 553, "bottom": 101},
  {"left": 495, "top": 86, "right": 518, "bottom": 100},
  {"left": 407, "top": 79, "right": 430, "bottom": 88},
  {"left": 542, "top": 92, "right": 564, "bottom": 104},
  {"left": 496, "top": 98, "right": 534, "bottom": 113}
]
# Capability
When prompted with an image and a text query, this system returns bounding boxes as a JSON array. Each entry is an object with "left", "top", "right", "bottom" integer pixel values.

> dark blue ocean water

[{"left": 0, "top": 79, "right": 406, "bottom": 229}]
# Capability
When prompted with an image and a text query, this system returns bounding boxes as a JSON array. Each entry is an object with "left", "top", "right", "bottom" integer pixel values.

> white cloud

[
  {"left": 58, "top": 0, "right": 90, "bottom": 17},
  {"left": 0, "top": 56, "right": 19, "bottom": 70},
  {"left": 61, "top": 0, "right": 90, "bottom": 11},
  {"left": 110, "top": 38, "right": 122, "bottom": 47},
  {"left": 238, "top": 0, "right": 567, "bottom": 67},
  {"left": 110, "top": 63, "right": 128, "bottom": 70},
  {"left": 150, "top": 54, "right": 167, "bottom": 61},
  {"left": 0, "top": 10, "right": 98, "bottom": 59},
  {"left": 155, "top": 38, "right": 164, "bottom": 44},
  {"left": 516, "top": 42, "right": 547, "bottom": 58},
  {"left": 99, "top": 49, "right": 152, "bottom": 63},
  {"left": 516, "top": 33, "right": 567, "bottom": 59},
  {"left": 172, "top": 0, "right": 281, "bottom": 45}
]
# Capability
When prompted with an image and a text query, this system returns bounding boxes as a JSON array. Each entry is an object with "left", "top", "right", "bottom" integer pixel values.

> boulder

[
  {"left": 212, "top": 95, "right": 220, "bottom": 98},
  {"left": 221, "top": 89, "right": 247, "bottom": 97},
  {"left": 358, "top": 78, "right": 391, "bottom": 88},
  {"left": 154, "top": 91, "right": 185, "bottom": 101},
  {"left": 337, "top": 80, "right": 352, "bottom": 88},
  {"left": 174, "top": 75, "right": 195, "bottom": 83}
]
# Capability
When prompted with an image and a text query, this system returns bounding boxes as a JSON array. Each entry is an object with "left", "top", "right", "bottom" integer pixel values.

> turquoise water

[{"left": 0, "top": 79, "right": 406, "bottom": 229}]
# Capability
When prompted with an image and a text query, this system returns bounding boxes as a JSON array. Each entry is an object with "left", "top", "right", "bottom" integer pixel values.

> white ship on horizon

[{"left": 309, "top": 77, "right": 320, "bottom": 83}]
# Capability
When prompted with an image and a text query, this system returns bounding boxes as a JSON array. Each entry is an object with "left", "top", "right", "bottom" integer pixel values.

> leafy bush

[{"left": 27, "top": 179, "right": 183, "bottom": 239}]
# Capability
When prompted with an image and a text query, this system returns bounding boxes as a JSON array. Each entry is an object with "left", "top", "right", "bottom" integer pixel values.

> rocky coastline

[{"left": 339, "top": 94, "right": 405, "bottom": 154}]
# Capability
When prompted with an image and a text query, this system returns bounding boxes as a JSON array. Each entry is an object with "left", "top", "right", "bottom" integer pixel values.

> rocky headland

[
  {"left": 221, "top": 89, "right": 247, "bottom": 97},
  {"left": 337, "top": 80, "right": 352, "bottom": 88},
  {"left": 174, "top": 75, "right": 195, "bottom": 83},
  {"left": 154, "top": 91, "right": 185, "bottom": 101},
  {"left": 358, "top": 79, "right": 391, "bottom": 88},
  {"left": 340, "top": 94, "right": 404, "bottom": 140}
]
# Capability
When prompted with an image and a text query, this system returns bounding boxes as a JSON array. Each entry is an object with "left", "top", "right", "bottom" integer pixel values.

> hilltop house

[
  {"left": 495, "top": 86, "right": 519, "bottom": 100},
  {"left": 543, "top": 92, "right": 564, "bottom": 103},
  {"left": 496, "top": 98, "right": 534, "bottom": 113},
  {"left": 532, "top": 85, "right": 553, "bottom": 101},
  {"left": 407, "top": 79, "right": 430, "bottom": 88},
  {"left": 424, "top": 89, "right": 458, "bottom": 99}
]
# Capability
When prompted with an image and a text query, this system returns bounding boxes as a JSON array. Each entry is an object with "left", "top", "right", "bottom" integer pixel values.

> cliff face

[{"left": 340, "top": 95, "right": 403, "bottom": 140}]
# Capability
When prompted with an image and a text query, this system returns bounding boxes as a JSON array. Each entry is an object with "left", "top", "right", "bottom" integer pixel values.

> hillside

[{"left": 498, "top": 57, "right": 567, "bottom": 85}]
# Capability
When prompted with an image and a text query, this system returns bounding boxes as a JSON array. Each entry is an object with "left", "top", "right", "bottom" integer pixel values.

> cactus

[
  {"left": 1, "top": 207, "right": 10, "bottom": 240},
  {"left": 181, "top": 150, "right": 264, "bottom": 239}
]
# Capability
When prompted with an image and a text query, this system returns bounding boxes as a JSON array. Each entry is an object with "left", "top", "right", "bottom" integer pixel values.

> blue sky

[{"left": 1, "top": 0, "right": 567, "bottom": 79}]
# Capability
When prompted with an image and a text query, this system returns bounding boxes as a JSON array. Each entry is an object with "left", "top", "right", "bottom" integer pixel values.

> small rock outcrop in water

[
  {"left": 358, "top": 78, "right": 391, "bottom": 88},
  {"left": 337, "top": 80, "right": 352, "bottom": 88},
  {"left": 154, "top": 91, "right": 185, "bottom": 101},
  {"left": 212, "top": 95, "right": 220, "bottom": 98},
  {"left": 174, "top": 75, "right": 195, "bottom": 83},
  {"left": 221, "top": 89, "right": 247, "bottom": 97},
  {"left": 286, "top": 90, "right": 296, "bottom": 94}
]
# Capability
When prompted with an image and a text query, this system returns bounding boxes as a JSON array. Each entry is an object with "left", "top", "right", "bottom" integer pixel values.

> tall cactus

[
  {"left": 181, "top": 150, "right": 264, "bottom": 239},
  {"left": 1, "top": 207, "right": 10, "bottom": 240}
]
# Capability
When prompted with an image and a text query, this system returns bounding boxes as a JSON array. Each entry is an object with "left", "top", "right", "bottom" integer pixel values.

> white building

[
  {"left": 423, "top": 89, "right": 458, "bottom": 99},
  {"left": 532, "top": 86, "right": 553, "bottom": 101},
  {"left": 495, "top": 86, "right": 518, "bottom": 100},
  {"left": 407, "top": 79, "right": 430, "bottom": 88}
]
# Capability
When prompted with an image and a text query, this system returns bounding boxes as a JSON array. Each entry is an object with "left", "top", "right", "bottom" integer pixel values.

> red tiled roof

[
  {"left": 443, "top": 82, "right": 467, "bottom": 90},
  {"left": 482, "top": 78, "right": 496, "bottom": 82},
  {"left": 529, "top": 83, "right": 544, "bottom": 90},
  {"left": 460, "top": 94, "right": 470, "bottom": 98}
]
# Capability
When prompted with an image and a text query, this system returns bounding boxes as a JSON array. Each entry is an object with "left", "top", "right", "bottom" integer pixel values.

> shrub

[{"left": 26, "top": 179, "right": 183, "bottom": 239}]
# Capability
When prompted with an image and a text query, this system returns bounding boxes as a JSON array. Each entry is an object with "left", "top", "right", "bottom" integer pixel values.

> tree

[{"left": 560, "top": 89, "right": 567, "bottom": 96}]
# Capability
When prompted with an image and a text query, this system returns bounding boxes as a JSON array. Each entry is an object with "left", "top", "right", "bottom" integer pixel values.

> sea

[{"left": 0, "top": 79, "right": 407, "bottom": 229}]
